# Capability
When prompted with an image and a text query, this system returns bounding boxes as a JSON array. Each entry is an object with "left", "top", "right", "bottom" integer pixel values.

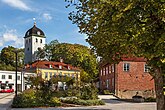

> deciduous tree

[{"left": 66, "top": 0, "right": 165, "bottom": 109}]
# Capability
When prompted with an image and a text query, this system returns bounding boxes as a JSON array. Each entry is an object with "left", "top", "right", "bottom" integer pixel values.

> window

[
  {"left": 109, "top": 65, "right": 111, "bottom": 74},
  {"left": 27, "top": 48, "right": 29, "bottom": 51},
  {"left": 111, "top": 65, "right": 115, "bottom": 73},
  {"left": 100, "top": 69, "right": 102, "bottom": 76},
  {"left": 123, "top": 63, "right": 130, "bottom": 72},
  {"left": 45, "top": 72, "right": 48, "bottom": 79},
  {"left": 8, "top": 75, "right": 12, "bottom": 79},
  {"left": 37, "top": 31, "right": 41, "bottom": 35},
  {"left": 59, "top": 65, "right": 62, "bottom": 69},
  {"left": 144, "top": 64, "right": 150, "bottom": 72},
  {"left": 106, "top": 79, "right": 109, "bottom": 89},
  {"left": 29, "top": 39, "right": 31, "bottom": 43},
  {"left": 54, "top": 73, "right": 56, "bottom": 77},
  {"left": 68, "top": 66, "right": 70, "bottom": 70},
  {"left": 2, "top": 75, "right": 5, "bottom": 79},
  {"left": 17, "top": 76, "right": 20, "bottom": 80},
  {"left": 106, "top": 66, "right": 108, "bottom": 75},
  {"left": 72, "top": 74, "right": 75, "bottom": 78},
  {"left": 27, "top": 31, "right": 29, "bottom": 35},
  {"left": 103, "top": 68, "right": 105, "bottom": 75},
  {"left": 36, "top": 38, "right": 38, "bottom": 43},
  {"left": 68, "top": 73, "right": 70, "bottom": 77},
  {"left": 50, "top": 72, "right": 52, "bottom": 79},
  {"left": 26, "top": 40, "right": 28, "bottom": 44},
  {"left": 49, "top": 65, "right": 52, "bottom": 68},
  {"left": 40, "top": 39, "right": 42, "bottom": 43}
]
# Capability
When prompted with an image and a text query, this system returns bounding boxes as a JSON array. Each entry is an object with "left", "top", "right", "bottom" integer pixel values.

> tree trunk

[{"left": 154, "top": 67, "right": 165, "bottom": 110}]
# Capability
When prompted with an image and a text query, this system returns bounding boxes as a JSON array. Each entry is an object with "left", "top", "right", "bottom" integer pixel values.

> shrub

[
  {"left": 12, "top": 89, "right": 38, "bottom": 108},
  {"left": 103, "top": 90, "right": 113, "bottom": 95},
  {"left": 61, "top": 98, "right": 105, "bottom": 106},
  {"left": 145, "top": 97, "right": 156, "bottom": 102},
  {"left": 80, "top": 83, "right": 98, "bottom": 100},
  {"left": 49, "top": 97, "right": 62, "bottom": 106},
  {"left": 12, "top": 89, "right": 62, "bottom": 108}
]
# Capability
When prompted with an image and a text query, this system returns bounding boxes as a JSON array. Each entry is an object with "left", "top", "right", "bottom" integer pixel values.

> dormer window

[
  {"left": 37, "top": 31, "right": 40, "bottom": 35},
  {"left": 49, "top": 65, "right": 52, "bottom": 68},
  {"left": 59, "top": 65, "right": 62, "bottom": 69},
  {"left": 27, "top": 31, "right": 29, "bottom": 36},
  {"left": 68, "top": 66, "right": 70, "bottom": 70}
]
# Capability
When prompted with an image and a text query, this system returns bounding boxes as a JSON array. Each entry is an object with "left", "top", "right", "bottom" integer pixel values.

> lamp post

[{"left": 13, "top": 49, "right": 21, "bottom": 96}]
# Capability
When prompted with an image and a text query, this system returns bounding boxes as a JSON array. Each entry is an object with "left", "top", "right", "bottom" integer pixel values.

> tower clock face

[{"left": 37, "top": 31, "right": 41, "bottom": 35}]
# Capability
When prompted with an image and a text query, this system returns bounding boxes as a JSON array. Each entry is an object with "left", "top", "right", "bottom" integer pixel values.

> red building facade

[{"left": 99, "top": 57, "right": 155, "bottom": 99}]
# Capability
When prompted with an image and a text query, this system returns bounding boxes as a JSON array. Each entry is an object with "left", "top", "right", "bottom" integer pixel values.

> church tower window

[
  {"left": 36, "top": 38, "right": 38, "bottom": 43},
  {"left": 40, "top": 39, "right": 42, "bottom": 43}
]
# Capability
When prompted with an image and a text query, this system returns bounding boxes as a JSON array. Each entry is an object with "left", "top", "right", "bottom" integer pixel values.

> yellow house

[{"left": 25, "top": 60, "right": 80, "bottom": 82}]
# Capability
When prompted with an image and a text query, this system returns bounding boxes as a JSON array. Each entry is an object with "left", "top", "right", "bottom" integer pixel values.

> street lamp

[{"left": 13, "top": 49, "right": 21, "bottom": 96}]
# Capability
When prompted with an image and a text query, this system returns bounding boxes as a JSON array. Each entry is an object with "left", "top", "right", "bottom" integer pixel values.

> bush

[
  {"left": 79, "top": 83, "right": 98, "bottom": 100},
  {"left": 103, "top": 90, "right": 113, "bottom": 95},
  {"left": 12, "top": 89, "right": 62, "bottom": 108},
  {"left": 12, "top": 89, "right": 38, "bottom": 108},
  {"left": 145, "top": 97, "right": 156, "bottom": 102},
  {"left": 49, "top": 97, "right": 62, "bottom": 106},
  {"left": 61, "top": 98, "right": 105, "bottom": 106}
]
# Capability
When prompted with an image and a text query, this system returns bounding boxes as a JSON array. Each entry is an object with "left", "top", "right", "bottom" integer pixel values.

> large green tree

[
  {"left": 66, "top": 0, "right": 165, "bottom": 109},
  {"left": 51, "top": 43, "right": 98, "bottom": 82},
  {"left": 0, "top": 46, "right": 24, "bottom": 70}
]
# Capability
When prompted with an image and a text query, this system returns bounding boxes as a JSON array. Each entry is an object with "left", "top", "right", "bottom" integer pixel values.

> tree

[
  {"left": 0, "top": 46, "right": 24, "bottom": 70},
  {"left": 51, "top": 43, "right": 98, "bottom": 82},
  {"left": 66, "top": 0, "right": 165, "bottom": 109}
]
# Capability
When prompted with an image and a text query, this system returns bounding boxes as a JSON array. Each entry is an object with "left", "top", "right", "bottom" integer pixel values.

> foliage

[
  {"left": 12, "top": 89, "right": 38, "bottom": 108},
  {"left": 103, "top": 90, "right": 113, "bottom": 95},
  {"left": 1, "top": 46, "right": 24, "bottom": 67},
  {"left": 49, "top": 97, "right": 62, "bottom": 106},
  {"left": 0, "top": 46, "right": 24, "bottom": 71},
  {"left": 79, "top": 83, "right": 98, "bottom": 100},
  {"left": 61, "top": 98, "right": 105, "bottom": 106},
  {"left": 66, "top": 0, "right": 165, "bottom": 109},
  {"left": 12, "top": 89, "right": 62, "bottom": 108},
  {"left": 145, "top": 97, "right": 156, "bottom": 102},
  {"left": 51, "top": 43, "right": 98, "bottom": 82}
]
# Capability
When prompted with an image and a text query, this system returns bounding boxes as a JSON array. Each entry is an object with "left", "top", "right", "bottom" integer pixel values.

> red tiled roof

[{"left": 25, "top": 60, "right": 80, "bottom": 71}]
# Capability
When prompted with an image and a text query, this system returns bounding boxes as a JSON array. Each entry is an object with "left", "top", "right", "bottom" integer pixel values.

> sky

[{"left": 0, "top": 0, "right": 89, "bottom": 50}]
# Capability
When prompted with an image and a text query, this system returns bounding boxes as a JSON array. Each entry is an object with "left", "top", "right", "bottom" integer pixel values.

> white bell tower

[{"left": 24, "top": 22, "right": 46, "bottom": 64}]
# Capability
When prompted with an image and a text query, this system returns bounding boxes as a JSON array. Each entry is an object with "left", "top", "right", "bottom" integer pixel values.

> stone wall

[{"left": 117, "top": 90, "right": 156, "bottom": 99}]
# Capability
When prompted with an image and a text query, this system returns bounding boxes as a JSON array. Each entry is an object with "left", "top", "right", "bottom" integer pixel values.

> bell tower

[{"left": 24, "top": 22, "right": 46, "bottom": 64}]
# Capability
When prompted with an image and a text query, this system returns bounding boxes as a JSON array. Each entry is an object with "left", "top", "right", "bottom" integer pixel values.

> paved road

[
  {"left": 0, "top": 93, "right": 15, "bottom": 110},
  {"left": 0, "top": 94, "right": 156, "bottom": 110}
]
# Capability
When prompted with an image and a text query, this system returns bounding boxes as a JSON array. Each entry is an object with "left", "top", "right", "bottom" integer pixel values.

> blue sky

[{"left": 0, "top": 0, "right": 89, "bottom": 50}]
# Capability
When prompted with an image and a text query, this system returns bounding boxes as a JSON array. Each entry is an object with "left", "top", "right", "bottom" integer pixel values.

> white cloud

[
  {"left": 1, "top": 0, "right": 31, "bottom": 11},
  {"left": 42, "top": 13, "right": 52, "bottom": 21},
  {"left": 0, "top": 29, "right": 23, "bottom": 48}
]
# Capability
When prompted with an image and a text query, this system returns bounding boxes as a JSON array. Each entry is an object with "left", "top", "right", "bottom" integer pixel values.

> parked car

[{"left": 0, "top": 89, "right": 14, "bottom": 93}]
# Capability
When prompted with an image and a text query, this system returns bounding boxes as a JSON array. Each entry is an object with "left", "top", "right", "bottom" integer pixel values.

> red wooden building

[{"left": 99, "top": 57, "right": 155, "bottom": 99}]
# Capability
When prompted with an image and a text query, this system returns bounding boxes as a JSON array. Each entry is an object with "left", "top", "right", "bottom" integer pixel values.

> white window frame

[
  {"left": 100, "top": 69, "right": 102, "bottom": 76},
  {"left": 123, "top": 63, "right": 130, "bottom": 72},
  {"left": 17, "top": 76, "right": 20, "bottom": 80},
  {"left": 8, "top": 75, "right": 12, "bottom": 79},
  {"left": 144, "top": 64, "right": 150, "bottom": 72},
  {"left": 2, "top": 75, "right": 5, "bottom": 79},
  {"left": 111, "top": 65, "right": 114, "bottom": 73},
  {"left": 106, "top": 66, "right": 108, "bottom": 75}
]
